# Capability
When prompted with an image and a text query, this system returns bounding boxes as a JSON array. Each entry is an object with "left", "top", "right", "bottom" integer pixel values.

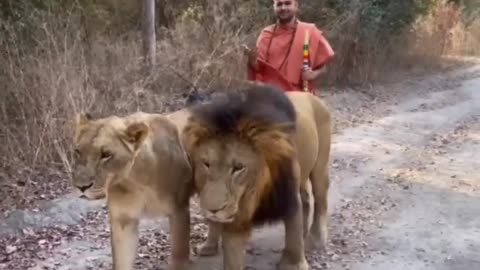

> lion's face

[
  {"left": 192, "top": 138, "right": 263, "bottom": 223},
  {"left": 72, "top": 113, "right": 149, "bottom": 200}
]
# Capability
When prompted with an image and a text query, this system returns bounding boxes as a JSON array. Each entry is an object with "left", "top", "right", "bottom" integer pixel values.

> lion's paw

[
  {"left": 277, "top": 257, "right": 309, "bottom": 270},
  {"left": 194, "top": 242, "right": 219, "bottom": 257},
  {"left": 305, "top": 233, "right": 327, "bottom": 253},
  {"left": 168, "top": 259, "right": 191, "bottom": 270}
]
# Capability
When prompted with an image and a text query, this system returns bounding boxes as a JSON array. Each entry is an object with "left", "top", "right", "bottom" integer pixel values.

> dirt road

[{"left": 1, "top": 61, "right": 479, "bottom": 270}]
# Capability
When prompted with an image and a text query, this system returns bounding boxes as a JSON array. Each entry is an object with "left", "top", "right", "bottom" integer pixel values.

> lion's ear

[
  {"left": 122, "top": 122, "right": 149, "bottom": 151},
  {"left": 181, "top": 118, "right": 211, "bottom": 154},
  {"left": 74, "top": 113, "right": 93, "bottom": 141},
  {"left": 75, "top": 112, "right": 93, "bottom": 127}
]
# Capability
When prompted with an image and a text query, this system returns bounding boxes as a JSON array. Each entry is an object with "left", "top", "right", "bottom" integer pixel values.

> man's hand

[
  {"left": 241, "top": 44, "right": 250, "bottom": 54},
  {"left": 302, "top": 67, "right": 316, "bottom": 81},
  {"left": 302, "top": 66, "right": 326, "bottom": 81},
  {"left": 242, "top": 44, "right": 257, "bottom": 69}
]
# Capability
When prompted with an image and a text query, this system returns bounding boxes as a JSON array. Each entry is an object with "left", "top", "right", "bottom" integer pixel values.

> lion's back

[
  {"left": 286, "top": 92, "right": 330, "bottom": 126},
  {"left": 286, "top": 92, "right": 331, "bottom": 178}
]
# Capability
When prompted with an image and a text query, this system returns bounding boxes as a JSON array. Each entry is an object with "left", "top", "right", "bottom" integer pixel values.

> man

[{"left": 245, "top": 0, "right": 335, "bottom": 94}]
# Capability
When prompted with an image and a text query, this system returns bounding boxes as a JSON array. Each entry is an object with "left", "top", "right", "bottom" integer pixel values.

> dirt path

[{"left": 1, "top": 61, "right": 479, "bottom": 270}]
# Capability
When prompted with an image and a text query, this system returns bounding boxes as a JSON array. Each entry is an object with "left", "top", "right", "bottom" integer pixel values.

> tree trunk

[{"left": 143, "top": 0, "right": 156, "bottom": 72}]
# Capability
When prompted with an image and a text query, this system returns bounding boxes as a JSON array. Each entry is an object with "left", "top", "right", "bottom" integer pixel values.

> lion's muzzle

[
  {"left": 76, "top": 183, "right": 94, "bottom": 192},
  {"left": 202, "top": 204, "right": 237, "bottom": 223},
  {"left": 204, "top": 210, "right": 235, "bottom": 223},
  {"left": 72, "top": 165, "right": 103, "bottom": 196}
]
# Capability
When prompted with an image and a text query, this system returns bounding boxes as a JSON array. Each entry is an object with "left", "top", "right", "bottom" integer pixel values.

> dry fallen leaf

[{"left": 5, "top": 245, "right": 16, "bottom": 254}]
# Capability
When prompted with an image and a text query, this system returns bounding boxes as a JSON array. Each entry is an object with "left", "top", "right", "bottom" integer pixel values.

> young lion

[
  {"left": 72, "top": 110, "right": 194, "bottom": 270},
  {"left": 182, "top": 85, "right": 331, "bottom": 270}
]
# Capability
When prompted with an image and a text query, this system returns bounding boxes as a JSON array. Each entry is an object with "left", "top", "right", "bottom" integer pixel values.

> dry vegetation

[{"left": 0, "top": 0, "right": 479, "bottom": 211}]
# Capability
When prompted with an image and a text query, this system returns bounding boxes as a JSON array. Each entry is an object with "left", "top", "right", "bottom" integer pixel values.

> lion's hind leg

[
  {"left": 300, "top": 179, "right": 314, "bottom": 239},
  {"left": 306, "top": 162, "right": 330, "bottom": 252}
]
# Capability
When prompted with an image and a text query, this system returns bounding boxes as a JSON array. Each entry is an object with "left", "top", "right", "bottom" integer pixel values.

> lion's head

[
  {"left": 182, "top": 85, "right": 300, "bottom": 228},
  {"left": 72, "top": 113, "right": 149, "bottom": 200}
]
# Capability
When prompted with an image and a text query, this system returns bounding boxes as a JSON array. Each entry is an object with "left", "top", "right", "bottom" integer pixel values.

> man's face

[{"left": 273, "top": 0, "right": 298, "bottom": 24}]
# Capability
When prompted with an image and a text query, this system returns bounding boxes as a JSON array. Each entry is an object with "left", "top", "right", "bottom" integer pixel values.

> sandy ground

[{"left": 1, "top": 60, "right": 479, "bottom": 270}]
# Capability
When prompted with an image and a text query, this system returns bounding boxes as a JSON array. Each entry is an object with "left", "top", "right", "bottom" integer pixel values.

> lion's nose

[{"left": 77, "top": 183, "right": 93, "bottom": 192}]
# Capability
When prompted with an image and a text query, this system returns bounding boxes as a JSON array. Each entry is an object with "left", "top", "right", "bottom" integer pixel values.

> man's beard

[{"left": 277, "top": 14, "right": 295, "bottom": 24}]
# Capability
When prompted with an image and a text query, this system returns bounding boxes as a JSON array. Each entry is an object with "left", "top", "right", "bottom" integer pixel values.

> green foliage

[
  {"left": 252, "top": 0, "right": 443, "bottom": 40},
  {"left": 457, "top": 0, "right": 480, "bottom": 27},
  {"left": 366, "top": 0, "right": 433, "bottom": 35},
  {"left": 317, "top": 0, "right": 437, "bottom": 38},
  {"left": 0, "top": 0, "right": 85, "bottom": 21}
]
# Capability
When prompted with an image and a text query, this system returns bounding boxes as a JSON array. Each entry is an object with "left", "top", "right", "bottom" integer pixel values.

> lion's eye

[
  {"left": 232, "top": 163, "right": 244, "bottom": 174},
  {"left": 100, "top": 150, "right": 113, "bottom": 161},
  {"left": 203, "top": 161, "right": 210, "bottom": 168}
]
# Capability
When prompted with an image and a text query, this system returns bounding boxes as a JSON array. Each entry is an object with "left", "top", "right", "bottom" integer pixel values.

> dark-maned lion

[
  {"left": 181, "top": 85, "right": 331, "bottom": 270},
  {"left": 72, "top": 110, "right": 194, "bottom": 270}
]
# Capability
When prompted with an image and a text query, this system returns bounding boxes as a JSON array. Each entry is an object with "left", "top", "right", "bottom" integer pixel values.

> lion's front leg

[
  {"left": 168, "top": 207, "right": 191, "bottom": 270},
  {"left": 110, "top": 214, "right": 140, "bottom": 270},
  {"left": 278, "top": 192, "right": 309, "bottom": 270},
  {"left": 222, "top": 229, "right": 249, "bottom": 270},
  {"left": 196, "top": 219, "right": 222, "bottom": 256}
]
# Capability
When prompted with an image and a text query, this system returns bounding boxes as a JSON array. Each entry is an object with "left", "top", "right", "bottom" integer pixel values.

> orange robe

[{"left": 247, "top": 20, "right": 335, "bottom": 94}]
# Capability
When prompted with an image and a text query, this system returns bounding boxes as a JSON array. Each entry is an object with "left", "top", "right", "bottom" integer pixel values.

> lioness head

[
  {"left": 72, "top": 113, "right": 149, "bottom": 200},
  {"left": 182, "top": 85, "right": 297, "bottom": 224}
]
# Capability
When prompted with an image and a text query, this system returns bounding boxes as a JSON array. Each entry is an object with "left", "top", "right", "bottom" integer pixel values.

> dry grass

[
  {"left": 318, "top": 0, "right": 480, "bottom": 87},
  {"left": 0, "top": 0, "right": 478, "bottom": 210},
  {"left": 0, "top": 2, "right": 262, "bottom": 210},
  {"left": 408, "top": 1, "right": 478, "bottom": 57}
]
